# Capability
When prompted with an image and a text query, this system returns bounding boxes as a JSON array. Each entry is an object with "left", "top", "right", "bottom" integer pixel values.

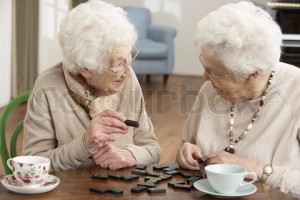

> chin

[
  {"left": 112, "top": 84, "right": 124, "bottom": 93},
  {"left": 215, "top": 89, "right": 232, "bottom": 101}
]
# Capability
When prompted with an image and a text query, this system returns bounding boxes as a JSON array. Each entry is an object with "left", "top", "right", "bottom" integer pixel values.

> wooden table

[{"left": 0, "top": 163, "right": 296, "bottom": 200}]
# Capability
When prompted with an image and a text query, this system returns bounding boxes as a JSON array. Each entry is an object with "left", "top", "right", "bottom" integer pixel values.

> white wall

[
  {"left": 0, "top": 1, "right": 271, "bottom": 106},
  {"left": 100, "top": 0, "right": 246, "bottom": 76},
  {"left": 38, "top": 0, "right": 270, "bottom": 76},
  {"left": 38, "top": 0, "right": 69, "bottom": 74},
  {"left": 0, "top": 0, "right": 12, "bottom": 107}
]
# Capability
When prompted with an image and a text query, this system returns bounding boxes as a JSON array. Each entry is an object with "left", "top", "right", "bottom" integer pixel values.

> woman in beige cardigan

[
  {"left": 22, "top": 0, "right": 161, "bottom": 171},
  {"left": 176, "top": 2, "right": 300, "bottom": 198}
]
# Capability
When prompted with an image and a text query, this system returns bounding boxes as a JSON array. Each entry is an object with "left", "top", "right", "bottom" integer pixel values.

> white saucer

[
  {"left": 194, "top": 179, "right": 257, "bottom": 198},
  {"left": 1, "top": 174, "right": 60, "bottom": 194}
]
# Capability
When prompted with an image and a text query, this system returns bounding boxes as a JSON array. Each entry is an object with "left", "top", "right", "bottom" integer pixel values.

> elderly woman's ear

[
  {"left": 246, "top": 69, "right": 261, "bottom": 83},
  {"left": 77, "top": 67, "right": 92, "bottom": 78}
]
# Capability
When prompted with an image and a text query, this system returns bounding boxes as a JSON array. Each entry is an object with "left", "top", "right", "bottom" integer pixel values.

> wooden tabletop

[{"left": 0, "top": 163, "right": 296, "bottom": 200}]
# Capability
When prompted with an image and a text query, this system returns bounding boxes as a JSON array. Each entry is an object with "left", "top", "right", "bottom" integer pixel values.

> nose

[{"left": 121, "top": 65, "right": 132, "bottom": 78}]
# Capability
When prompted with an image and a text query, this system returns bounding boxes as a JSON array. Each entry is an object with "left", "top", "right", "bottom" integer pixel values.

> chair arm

[
  {"left": 147, "top": 25, "right": 177, "bottom": 74},
  {"left": 147, "top": 25, "right": 177, "bottom": 44}
]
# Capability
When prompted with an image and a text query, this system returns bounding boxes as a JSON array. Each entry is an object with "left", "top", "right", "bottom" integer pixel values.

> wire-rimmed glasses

[
  {"left": 104, "top": 46, "right": 139, "bottom": 75},
  {"left": 199, "top": 54, "right": 229, "bottom": 81}
]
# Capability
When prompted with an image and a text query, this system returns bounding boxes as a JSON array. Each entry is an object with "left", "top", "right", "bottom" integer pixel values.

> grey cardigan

[{"left": 22, "top": 64, "right": 161, "bottom": 171}]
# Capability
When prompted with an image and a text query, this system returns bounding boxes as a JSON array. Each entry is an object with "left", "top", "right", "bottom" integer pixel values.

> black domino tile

[
  {"left": 164, "top": 170, "right": 180, "bottom": 175},
  {"left": 173, "top": 184, "right": 193, "bottom": 191},
  {"left": 168, "top": 181, "right": 185, "bottom": 187},
  {"left": 90, "top": 186, "right": 107, "bottom": 194},
  {"left": 194, "top": 171, "right": 204, "bottom": 178},
  {"left": 131, "top": 186, "right": 148, "bottom": 193},
  {"left": 107, "top": 187, "right": 123, "bottom": 195},
  {"left": 163, "top": 166, "right": 179, "bottom": 172},
  {"left": 131, "top": 169, "right": 148, "bottom": 176},
  {"left": 153, "top": 164, "right": 169, "bottom": 170},
  {"left": 122, "top": 175, "right": 139, "bottom": 181},
  {"left": 147, "top": 172, "right": 163, "bottom": 177},
  {"left": 187, "top": 176, "right": 201, "bottom": 185},
  {"left": 179, "top": 171, "right": 193, "bottom": 178},
  {"left": 108, "top": 173, "right": 123, "bottom": 180},
  {"left": 135, "top": 164, "right": 147, "bottom": 170},
  {"left": 137, "top": 182, "right": 156, "bottom": 188},
  {"left": 147, "top": 187, "right": 166, "bottom": 193},
  {"left": 91, "top": 174, "right": 109, "bottom": 180}
]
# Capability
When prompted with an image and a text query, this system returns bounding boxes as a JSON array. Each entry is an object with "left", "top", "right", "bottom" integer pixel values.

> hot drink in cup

[
  {"left": 7, "top": 156, "right": 50, "bottom": 187},
  {"left": 205, "top": 164, "right": 257, "bottom": 195}
]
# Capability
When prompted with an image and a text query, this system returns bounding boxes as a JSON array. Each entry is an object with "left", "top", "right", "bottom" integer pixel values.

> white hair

[
  {"left": 58, "top": 0, "right": 137, "bottom": 74},
  {"left": 194, "top": 1, "right": 282, "bottom": 80}
]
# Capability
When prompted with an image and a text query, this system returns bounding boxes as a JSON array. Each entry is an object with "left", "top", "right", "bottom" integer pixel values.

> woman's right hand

[
  {"left": 84, "top": 109, "right": 129, "bottom": 152},
  {"left": 176, "top": 142, "right": 203, "bottom": 170}
]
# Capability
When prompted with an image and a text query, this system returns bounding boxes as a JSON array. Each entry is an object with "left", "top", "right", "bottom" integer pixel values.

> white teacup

[
  {"left": 205, "top": 164, "right": 257, "bottom": 195},
  {"left": 7, "top": 156, "right": 50, "bottom": 187}
]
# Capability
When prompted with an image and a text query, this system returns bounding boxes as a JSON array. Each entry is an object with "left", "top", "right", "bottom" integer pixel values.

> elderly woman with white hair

[
  {"left": 22, "top": 0, "right": 161, "bottom": 171},
  {"left": 176, "top": 1, "right": 300, "bottom": 198}
]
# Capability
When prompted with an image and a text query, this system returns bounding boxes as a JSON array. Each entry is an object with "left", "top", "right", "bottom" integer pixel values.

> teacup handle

[
  {"left": 7, "top": 158, "right": 14, "bottom": 171},
  {"left": 240, "top": 172, "right": 257, "bottom": 186}
]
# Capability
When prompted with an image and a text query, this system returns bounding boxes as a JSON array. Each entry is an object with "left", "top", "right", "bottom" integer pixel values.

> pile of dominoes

[{"left": 89, "top": 163, "right": 204, "bottom": 195}]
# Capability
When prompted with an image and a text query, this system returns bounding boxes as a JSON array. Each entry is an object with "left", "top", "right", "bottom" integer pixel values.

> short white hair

[
  {"left": 194, "top": 1, "right": 282, "bottom": 80},
  {"left": 58, "top": 0, "right": 137, "bottom": 74}
]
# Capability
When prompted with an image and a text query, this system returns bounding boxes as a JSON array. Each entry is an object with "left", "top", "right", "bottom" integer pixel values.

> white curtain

[{"left": 11, "top": 0, "right": 39, "bottom": 97}]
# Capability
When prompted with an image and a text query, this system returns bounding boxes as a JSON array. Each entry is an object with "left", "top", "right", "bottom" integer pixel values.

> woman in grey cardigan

[{"left": 22, "top": 0, "right": 161, "bottom": 171}]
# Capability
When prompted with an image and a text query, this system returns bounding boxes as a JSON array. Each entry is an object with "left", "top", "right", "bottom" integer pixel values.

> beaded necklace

[{"left": 224, "top": 71, "right": 274, "bottom": 154}]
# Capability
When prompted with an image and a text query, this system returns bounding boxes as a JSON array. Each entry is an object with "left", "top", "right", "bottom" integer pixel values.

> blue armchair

[{"left": 122, "top": 6, "right": 177, "bottom": 84}]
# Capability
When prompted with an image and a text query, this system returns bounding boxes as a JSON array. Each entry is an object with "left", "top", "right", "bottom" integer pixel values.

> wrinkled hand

[
  {"left": 84, "top": 109, "right": 128, "bottom": 152},
  {"left": 176, "top": 142, "right": 203, "bottom": 170},
  {"left": 92, "top": 144, "right": 137, "bottom": 170},
  {"left": 206, "top": 151, "right": 244, "bottom": 166},
  {"left": 206, "top": 151, "right": 264, "bottom": 179}
]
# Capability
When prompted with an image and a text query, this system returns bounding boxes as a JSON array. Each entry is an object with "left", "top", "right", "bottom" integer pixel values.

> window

[{"left": 41, "top": 0, "right": 69, "bottom": 40}]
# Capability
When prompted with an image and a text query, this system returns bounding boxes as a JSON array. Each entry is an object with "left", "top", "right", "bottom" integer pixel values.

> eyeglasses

[
  {"left": 199, "top": 54, "right": 229, "bottom": 81},
  {"left": 104, "top": 46, "right": 139, "bottom": 75}
]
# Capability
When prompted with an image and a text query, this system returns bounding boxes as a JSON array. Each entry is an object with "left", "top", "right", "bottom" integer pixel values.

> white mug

[
  {"left": 7, "top": 156, "right": 50, "bottom": 187},
  {"left": 205, "top": 164, "right": 257, "bottom": 194}
]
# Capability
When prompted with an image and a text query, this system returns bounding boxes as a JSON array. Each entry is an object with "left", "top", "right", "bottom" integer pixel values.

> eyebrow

[
  {"left": 200, "top": 56, "right": 218, "bottom": 73},
  {"left": 204, "top": 65, "right": 223, "bottom": 76},
  {"left": 200, "top": 54, "right": 227, "bottom": 76}
]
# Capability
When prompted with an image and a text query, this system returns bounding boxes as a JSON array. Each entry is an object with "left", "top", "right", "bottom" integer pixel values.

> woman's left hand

[
  {"left": 91, "top": 144, "right": 137, "bottom": 170},
  {"left": 206, "top": 151, "right": 264, "bottom": 180}
]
